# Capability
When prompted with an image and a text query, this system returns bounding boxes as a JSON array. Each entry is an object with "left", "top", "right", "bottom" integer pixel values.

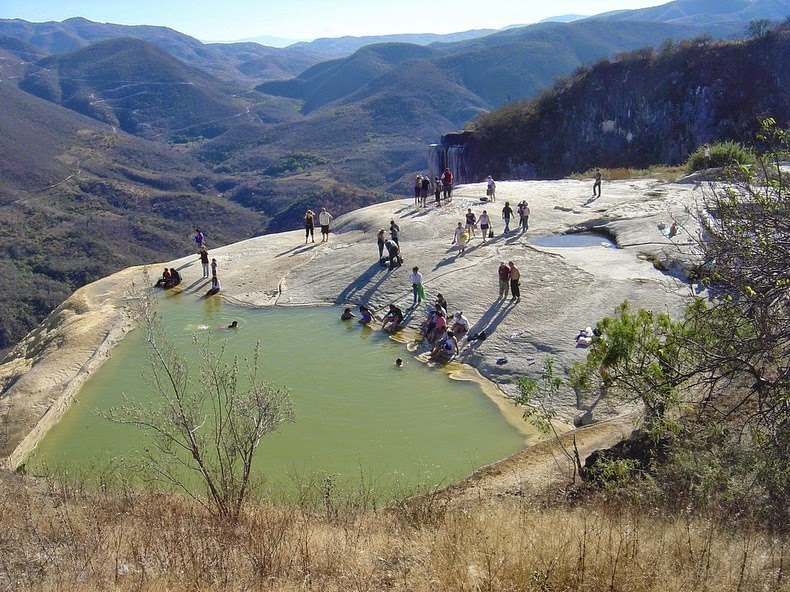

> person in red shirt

[{"left": 442, "top": 167, "right": 453, "bottom": 200}]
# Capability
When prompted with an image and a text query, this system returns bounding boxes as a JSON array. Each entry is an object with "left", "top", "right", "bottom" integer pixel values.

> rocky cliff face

[{"left": 461, "top": 30, "right": 790, "bottom": 180}]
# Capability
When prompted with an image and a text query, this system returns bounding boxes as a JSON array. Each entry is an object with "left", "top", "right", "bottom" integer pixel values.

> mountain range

[{"left": 0, "top": 0, "right": 788, "bottom": 350}]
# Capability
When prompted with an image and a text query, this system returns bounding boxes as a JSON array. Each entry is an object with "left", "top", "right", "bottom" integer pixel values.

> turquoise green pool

[{"left": 29, "top": 292, "right": 530, "bottom": 502}]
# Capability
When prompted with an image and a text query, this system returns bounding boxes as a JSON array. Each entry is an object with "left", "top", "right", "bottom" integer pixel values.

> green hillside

[{"left": 464, "top": 28, "right": 790, "bottom": 179}]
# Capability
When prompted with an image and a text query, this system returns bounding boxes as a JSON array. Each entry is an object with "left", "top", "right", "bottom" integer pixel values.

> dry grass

[{"left": 1, "top": 471, "right": 785, "bottom": 591}]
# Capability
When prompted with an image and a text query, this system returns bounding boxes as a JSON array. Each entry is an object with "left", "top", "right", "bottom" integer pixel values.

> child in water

[{"left": 341, "top": 307, "right": 355, "bottom": 320}]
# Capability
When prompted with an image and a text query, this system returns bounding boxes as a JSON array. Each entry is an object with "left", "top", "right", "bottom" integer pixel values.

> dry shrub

[{"left": 0, "top": 471, "right": 785, "bottom": 591}]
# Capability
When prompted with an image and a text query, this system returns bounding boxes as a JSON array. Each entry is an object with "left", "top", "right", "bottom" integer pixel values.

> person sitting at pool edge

[
  {"left": 430, "top": 330, "right": 459, "bottom": 360},
  {"left": 381, "top": 303, "right": 404, "bottom": 331},
  {"left": 358, "top": 305, "right": 374, "bottom": 324},
  {"left": 206, "top": 275, "right": 220, "bottom": 296}
]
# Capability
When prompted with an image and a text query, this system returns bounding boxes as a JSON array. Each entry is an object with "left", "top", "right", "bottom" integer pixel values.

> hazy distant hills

[
  {"left": 592, "top": 0, "right": 790, "bottom": 24},
  {"left": 0, "top": 0, "right": 788, "bottom": 349},
  {"left": 17, "top": 38, "right": 260, "bottom": 140}
]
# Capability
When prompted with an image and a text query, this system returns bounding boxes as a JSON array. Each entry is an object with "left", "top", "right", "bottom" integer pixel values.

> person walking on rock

[
  {"left": 501, "top": 202, "right": 513, "bottom": 233},
  {"left": 498, "top": 261, "right": 511, "bottom": 299},
  {"left": 509, "top": 261, "right": 521, "bottom": 303},
  {"left": 318, "top": 207, "right": 333, "bottom": 242},
  {"left": 465, "top": 208, "right": 477, "bottom": 238}
]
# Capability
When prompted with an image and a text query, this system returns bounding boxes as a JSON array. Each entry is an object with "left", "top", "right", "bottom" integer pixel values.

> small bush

[{"left": 686, "top": 141, "right": 756, "bottom": 172}]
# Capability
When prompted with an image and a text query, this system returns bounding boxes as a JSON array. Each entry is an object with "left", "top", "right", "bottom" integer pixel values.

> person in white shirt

[
  {"left": 451, "top": 311, "right": 470, "bottom": 339},
  {"left": 409, "top": 266, "right": 424, "bottom": 306},
  {"left": 318, "top": 207, "right": 333, "bottom": 242}
]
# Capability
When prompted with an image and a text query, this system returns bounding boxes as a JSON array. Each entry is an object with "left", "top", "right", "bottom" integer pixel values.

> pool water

[
  {"left": 28, "top": 294, "right": 531, "bottom": 502},
  {"left": 529, "top": 232, "right": 616, "bottom": 248}
]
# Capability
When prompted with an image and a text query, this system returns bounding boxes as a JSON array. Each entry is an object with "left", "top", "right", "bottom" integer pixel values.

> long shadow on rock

[{"left": 336, "top": 261, "right": 390, "bottom": 306}]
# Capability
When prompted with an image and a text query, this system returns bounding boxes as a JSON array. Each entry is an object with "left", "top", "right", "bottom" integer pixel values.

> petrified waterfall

[{"left": 429, "top": 130, "right": 474, "bottom": 184}]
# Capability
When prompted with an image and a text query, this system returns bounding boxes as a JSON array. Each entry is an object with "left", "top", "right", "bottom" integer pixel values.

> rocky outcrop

[
  {"left": 464, "top": 31, "right": 790, "bottom": 180},
  {"left": 0, "top": 177, "right": 703, "bottom": 469}
]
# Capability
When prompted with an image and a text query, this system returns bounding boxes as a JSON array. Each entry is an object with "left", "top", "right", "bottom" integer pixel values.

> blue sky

[{"left": 1, "top": 1, "right": 665, "bottom": 43}]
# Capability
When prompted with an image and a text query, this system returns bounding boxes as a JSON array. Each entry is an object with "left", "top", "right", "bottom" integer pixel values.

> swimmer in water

[
  {"left": 219, "top": 321, "right": 238, "bottom": 329},
  {"left": 341, "top": 307, "right": 355, "bottom": 320},
  {"left": 395, "top": 358, "right": 403, "bottom": 367}
]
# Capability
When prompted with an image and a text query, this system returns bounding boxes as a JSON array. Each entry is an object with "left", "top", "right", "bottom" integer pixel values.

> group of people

[
  {"left": 154, "top": 267, "right": 183, "bottom": 289},
  {"left": 419, "top": 296, "right": 469, "bottom": 360},
  {"left": 497, "top": 261, "right": 521, "bottom": 302},
  {"left": 413, "top": 168, "right": 454, "bottom": 208},
  {"left": 500, "top": 201, "right": 531, "bottom": 233},
  {"left": 304, "top": 207, "right": 334, "bottom": 243}
]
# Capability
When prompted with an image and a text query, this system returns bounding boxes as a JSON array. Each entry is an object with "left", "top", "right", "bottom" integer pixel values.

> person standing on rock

[
  {"left": 498, "top": 261, "right": 511, "bottom": 299},
  {"left": 389, "top": 220, "right": 400, "bottom": 245},
  {"left": 434, "top": 177, "right": 443, "bottom": 205},
  {"left": 420, "top": 175, "right": 431, "bottom": 208},
  {"left": 211, "top": 258, "right": 218, "bottom": 279},
  {"left": 592, "top": 168, "right": 602, "bottom": 197},
  {"left": 442, "top": 167, "right": 453, "bottom": 200},
  {"left": 501, "top": 202, "right": 513, "bottom": 233},
  {"left": 413, "top": 175, "right": 422, "bottom": 207},
  {"left": 318, "top": 207, "right": 333, "bottom": 242},
  {"left": 486, "top": 175, "right": 496, "bottom": 202},
  {"left": 194, "top": 228, "right": 205, "bottom": 250},
  {"left": 479, "top": 210, "right": 491, "bottom": 242},
  {"left": 304, "top": 209, "right": 315, "bottom": 243},
  {"left": 377, "top": 228, "right": 387, "bottom": 259},
  {"left": 199, "top": 247, "right": 210, "bottom": 278},
  {"left": 508, "top": 261, "right": 521, "bottom": 303},
  {"left": 409, "top": 266, "right": 424, "bottom": 306}
]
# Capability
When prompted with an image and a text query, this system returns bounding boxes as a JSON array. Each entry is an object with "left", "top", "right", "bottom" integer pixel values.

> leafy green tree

[
  {"left": 107, "top": 282, "right": 294, "bottom": 520},
  {"left": 573, "top": 120, "right": 788, "bottom": 512}
]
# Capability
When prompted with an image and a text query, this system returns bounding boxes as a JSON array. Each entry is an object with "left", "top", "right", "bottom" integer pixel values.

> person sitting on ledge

[
  {"left": 205, "top": 275, "right": 220, "bottom": 297},
  {"left": 430, "top": 330, "right": 459, "bottom": 360},
  {"left": 381, "top": 303, "right": 404, "bottom": 331},
  {"left": 164, "top": 268, "right": 182, "bottom": 289},
  {"left": 154, "top": 267, "right": 171, "bottom": 288}
]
